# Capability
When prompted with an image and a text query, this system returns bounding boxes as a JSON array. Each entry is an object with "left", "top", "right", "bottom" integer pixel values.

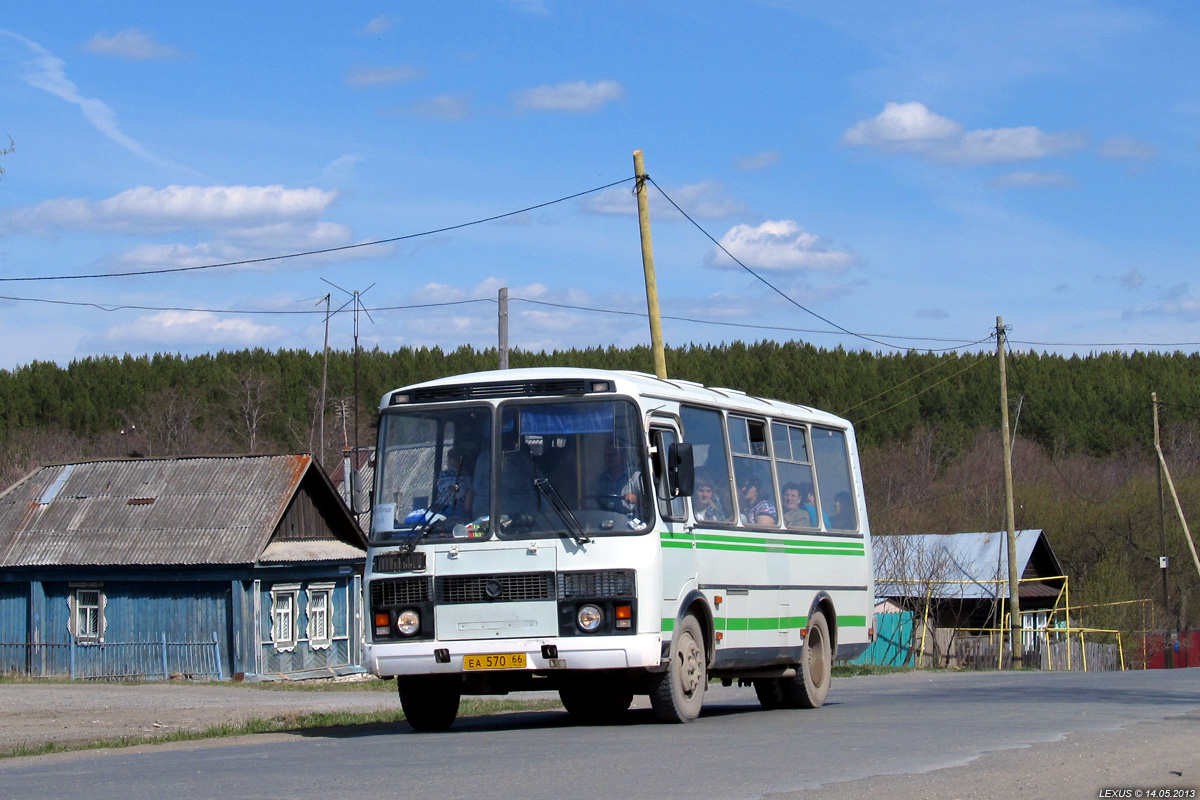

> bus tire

[
  {"left": 788, "top": 609, "right": 832, "bottom": 709},
  {"left": 559, "top": 679, "right": 634, "bottom": 723},
  {"left": 649, "top": 613, "right": 707, "bottom": 723},
  {"left": 398, "top": 675, "right": 461, "bottom": 732}
]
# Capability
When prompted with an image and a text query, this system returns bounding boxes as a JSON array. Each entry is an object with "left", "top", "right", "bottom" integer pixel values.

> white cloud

[
  {"left": 361, "top": 15, "right": 393, "bottom": 35},
  {"left": 843, "top": 101, "right": 1085, "bottom": 165},
  {"left": 1100, "top": 136, "right": 1157, "bottom": 160},
  {"left": 85, "top": 29, "right": 179, "bottom": 60},
  {"left": 513, "top": 80, "right": 623, "bottom": 112},
  {"left": 345, "top": 65, "right": 423, "bottom": 87},
  {"left": 0, "top": 30, "right": 188, "bottom": 172},
  {"left": 943, "top": 127, "right": 1084, "bottom": 165},
  {"left": 707, "top": 220, "right": 857, "bottom": 272},
  {"left": 4, "top": 185, "right": 337, "bottom": 233},
  {"left": 411, "top": 93, "right": 471, "bottom": 120},
  {"left": 735, "top": 150, "right": 782, "bottom": 170},
  {"left": 842, "top": 101, "right": 962, "bottom": 148},
  {"left": 583, "top": 181, "right": 740, "bottom": 219},
  {"left": 990, "top": 170, "right": 1075, "bottom": 188},
  {"left": 99, "top": 311, "right": 287, "bottom": 349}
]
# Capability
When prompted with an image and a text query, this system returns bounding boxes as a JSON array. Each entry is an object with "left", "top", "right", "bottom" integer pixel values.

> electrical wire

[
  {"left": 850, "top": 355, "right": 990, "bottom": 426},
  {"left": 511, "top": 296, "right": 991, "bottom": 347},
  {"left": 0, "top": 293, "right": 494, "bottom": 315},
  {"left": 0, "top": 177, "right": 635, "bottom": 282},
  {"left": 647, "top": 177, "right": 973, "bottom": 353}
]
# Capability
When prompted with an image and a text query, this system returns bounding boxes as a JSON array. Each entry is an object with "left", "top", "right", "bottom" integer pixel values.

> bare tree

[
  {"left": 224, "top": 369, "right": 276, "bottom": 454},
  {"left": 874, "top": 535, "right": 957, "bottom": 666},
  {"left": 142, "top": 388, "right": 202, "bottom": 456}
]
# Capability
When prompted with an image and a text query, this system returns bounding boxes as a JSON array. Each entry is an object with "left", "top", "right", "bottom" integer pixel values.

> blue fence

[{"left": 0, "top": 633, "right": 224, "bottom": 681}]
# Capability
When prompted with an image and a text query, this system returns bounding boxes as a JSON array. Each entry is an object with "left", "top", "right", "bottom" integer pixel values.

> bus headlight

[
  {"left": 576, "top": 604, "right": 603, "bottom": 632},
  {"left": 397, "top": 609, "right": 420, "bottom": 636}
]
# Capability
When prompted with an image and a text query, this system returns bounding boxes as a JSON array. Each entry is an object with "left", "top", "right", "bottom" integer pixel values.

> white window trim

[
  {"left": 270, "top": 584, "right": 300, "bottom": 652},
  {"left": 306, "top": 583, "right": 335, "bottom": 650},
  {"left": 68, "top": 586, "right": 106, "bottom": 644}
]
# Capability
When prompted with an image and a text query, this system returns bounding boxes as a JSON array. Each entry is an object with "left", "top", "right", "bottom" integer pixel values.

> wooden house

[
  {"left": 868, "top": 530, "right": 1067, "bottom": 668},
  {"left": 0, "top": 454, "right": 366, "bottom": 681}
]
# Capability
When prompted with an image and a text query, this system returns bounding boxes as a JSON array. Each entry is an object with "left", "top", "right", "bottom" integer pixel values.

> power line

[
  {"left": 0, "top": 293, "right": 494, "bottom": 315},
  {"left": 647, "top": 178, "right": 958, "bottom": 352},
  {"left": 511, "top": 297, "right": 990, "bottom": 347},
  {"left": 850, "top": 355, "right": 991, "bottom": 426},
  {"left": 0, "top": 177, "right": 635, "bottom": 282}
]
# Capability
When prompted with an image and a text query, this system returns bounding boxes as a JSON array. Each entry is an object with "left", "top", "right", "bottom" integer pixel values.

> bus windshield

[{"left": 371, "top": 398, "right": 652, "bottom": 545}]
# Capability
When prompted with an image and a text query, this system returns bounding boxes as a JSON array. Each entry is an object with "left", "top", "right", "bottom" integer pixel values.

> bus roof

[{"left": 380, "top": 367, "right": 852, "bottom": 430}]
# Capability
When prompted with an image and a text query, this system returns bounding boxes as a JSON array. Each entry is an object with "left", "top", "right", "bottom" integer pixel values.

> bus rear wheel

[
  {"left": 649, "top": 613, "right": 707, "bottom": 723},
  {"left": 398, "top": 675, "right": 462, "bottom": 732},
  {"left": 755, "top": 610, "right": 832, "bottom": 710}
]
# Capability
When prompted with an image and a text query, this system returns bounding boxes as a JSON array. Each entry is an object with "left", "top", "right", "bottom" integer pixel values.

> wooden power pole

[
  {"left": 997, "top": 316, "right": 1022, "bottom": 665},
  {"left": 498, "top": 286, "right": 509, "bottom": 370},
  {"left": 1153, "top": 392, "right": 1172, "bottom": 668},
  {"left": 633, "top": 149, "right": 667, "bottom": 380}
]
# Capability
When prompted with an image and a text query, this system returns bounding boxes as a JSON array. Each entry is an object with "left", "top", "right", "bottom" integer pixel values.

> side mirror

[{"left": 667, "top": 442, "right": 694, "bottom": 497}]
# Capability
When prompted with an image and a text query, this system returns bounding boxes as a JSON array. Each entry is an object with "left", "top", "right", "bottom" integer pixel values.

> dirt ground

[{"left": 0, "top": 679, "right": 400, "bottom": 751}]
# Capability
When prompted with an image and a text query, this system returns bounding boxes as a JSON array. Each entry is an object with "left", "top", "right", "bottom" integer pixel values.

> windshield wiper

[
  {"left": 402, "top": 511, "right": 442, "bottom": 554},
  {"left": 533, "top": 477, "right": 592, "bottom": 546}
]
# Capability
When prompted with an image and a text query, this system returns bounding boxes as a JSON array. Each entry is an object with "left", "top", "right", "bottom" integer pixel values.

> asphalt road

[{"left": 4, "top": 669, "right": 1199, "bottom": 800}]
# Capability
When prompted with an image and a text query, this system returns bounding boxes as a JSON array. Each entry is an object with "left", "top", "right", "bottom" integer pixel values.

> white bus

[{"left": 362, "top": 367, "right": 873, "bottom": 730}]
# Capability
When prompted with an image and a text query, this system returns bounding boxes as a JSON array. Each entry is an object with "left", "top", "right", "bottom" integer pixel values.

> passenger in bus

[
  {"left": 781, "top": 483, "right": 811, "bottom": 528},
  {"left": 432, "top": 447, "right": 473, "bottom": 518},
  {"left": 471, "top": 446, "right": 491, "bottom": 518},
  {"left": 594, "top": 442, "right": 640, "bottom": 513},
  {"left": 738, "top": 474, "right": 777, "bottom": 526},
  {"left": 830, "top": 491, "right": 856, "bottom": 529},
  {"left": 800, "top": 482, "right": 829, "bottom": 528},
  {"left": 692, "top": 471, "right": 727, "bottom": 522},
  {"left": 499, "top": 444, "right": 538, "bottom": 515}
]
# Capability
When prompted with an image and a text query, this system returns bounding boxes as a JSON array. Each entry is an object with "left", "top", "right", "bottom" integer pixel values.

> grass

[
  {"left": 0, "top": 697, "right": 564, "bottom": 760},
  {"left": 832, "top": 663, "right": 911, "bottom": 677}
]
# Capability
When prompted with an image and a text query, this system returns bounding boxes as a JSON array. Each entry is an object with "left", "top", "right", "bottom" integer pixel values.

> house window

[
  {"left": 306, "top": 584, "right": 334, "bottom": 650},
  {"left": 270, "top": 585, "right": 300, "bottom": 652},
  {"left": 70, "top": 587, "right": 105, "bottom": 643}
]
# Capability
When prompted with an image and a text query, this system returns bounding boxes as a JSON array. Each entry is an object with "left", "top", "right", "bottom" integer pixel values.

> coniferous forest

[{"left": 2, "top": 341, "right": 1198, "bottom": 638}]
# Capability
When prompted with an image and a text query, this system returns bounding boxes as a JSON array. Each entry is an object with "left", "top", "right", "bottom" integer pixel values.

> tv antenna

[{"left": 321, "top": 278, "right": 375, "bottom": 514}]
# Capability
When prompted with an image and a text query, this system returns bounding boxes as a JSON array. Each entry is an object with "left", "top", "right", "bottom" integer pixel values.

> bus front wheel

[
  {"left": 398, "top": 675, "right": 462, "bottom": 732},
  {"left": 649, "top": 613, "right": 707, "bottom": 723}
]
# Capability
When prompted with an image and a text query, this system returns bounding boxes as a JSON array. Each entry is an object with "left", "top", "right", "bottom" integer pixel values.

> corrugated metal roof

[
  {"left": 0, "top": 455, "right": 358, "bottom": 567},
  {"left": 260, "top": 540, "right": 365, "bottom": 563},
  {"left": 874, "top": 530, "right": 1064, "bottom": 601}
]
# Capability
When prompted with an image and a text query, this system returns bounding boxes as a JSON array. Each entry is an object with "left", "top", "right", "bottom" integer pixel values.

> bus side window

[
  {"left": 812, "top": 427, "right": 858, "bottom": 532},
  {"left": 680, "top": 406, "right": 734, "bottom": 525},
  {"left": 651, "top": 428, "right": 686, "bottom": 521}
]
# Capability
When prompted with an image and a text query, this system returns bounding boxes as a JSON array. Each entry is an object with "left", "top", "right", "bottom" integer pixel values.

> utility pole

[
  {"left": 1153, "top": 392, "right": 1172, "bottom": 668},
  {"left": 633, "top": 149, "right": 667, "bottom": 380},
  {"left": 997, "top": 316, "right": 1022, "bottom": 665},
  {"left": 498, "top": 287, "right": 509, "bottom": 370},
  {"left": 318, "top": 293, "right": 331, "bottom": 469}
]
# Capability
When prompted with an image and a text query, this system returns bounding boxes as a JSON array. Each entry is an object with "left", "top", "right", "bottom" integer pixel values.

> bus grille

[
  {"left": 557, "top": 570, "right": 636, "bottom": 599},
  {"left": 436, "top": 572, "right": 554, "bottom": 604},
  {"left": 371, "top": 577, "right": 432, "bottom": 606}
]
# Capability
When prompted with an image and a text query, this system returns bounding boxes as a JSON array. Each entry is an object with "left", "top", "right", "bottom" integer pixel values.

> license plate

[{"left": 462, "top": 652, "right": 527, "bottom": 671}]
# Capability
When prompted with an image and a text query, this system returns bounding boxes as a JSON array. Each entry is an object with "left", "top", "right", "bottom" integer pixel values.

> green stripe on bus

[
  {"left": 659, "top": 531, "right": 865, "bottom": 557},
  {"left": 665, "top": 614, "right": 868, "bottom": 634}
]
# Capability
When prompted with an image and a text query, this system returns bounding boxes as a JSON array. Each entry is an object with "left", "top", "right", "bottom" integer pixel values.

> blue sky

[{"left": 1, "top": 1, "right": 1198, "bottom": 369}]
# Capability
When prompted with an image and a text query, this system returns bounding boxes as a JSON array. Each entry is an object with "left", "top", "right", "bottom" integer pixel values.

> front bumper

[{"left": 365, "top": 632, "right": 664, "bottom": 677}]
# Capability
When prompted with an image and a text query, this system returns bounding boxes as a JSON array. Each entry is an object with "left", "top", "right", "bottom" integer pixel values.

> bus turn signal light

[{"left": 615, "top": 605, "right": 632, "bottom": 629}]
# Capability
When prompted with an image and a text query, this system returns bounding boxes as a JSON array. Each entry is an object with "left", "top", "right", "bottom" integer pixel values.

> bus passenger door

[{"left": 651, "top": 422, "right": 695, "bottom": 603}]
